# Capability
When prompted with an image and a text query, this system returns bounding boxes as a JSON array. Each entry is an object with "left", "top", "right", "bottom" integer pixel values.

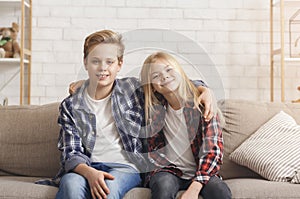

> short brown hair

[{"left": 83, "top": 30, "right": 125, "bottom": 62}]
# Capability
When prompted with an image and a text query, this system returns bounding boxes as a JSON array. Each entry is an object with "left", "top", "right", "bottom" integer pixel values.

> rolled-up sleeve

[{"left": 194, "top": 114, "right": 223, "bottom": 184}]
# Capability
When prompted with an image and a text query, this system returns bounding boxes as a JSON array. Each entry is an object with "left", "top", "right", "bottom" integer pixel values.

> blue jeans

[
  {"left": 149, "top": 172, "right": 232, "bottom": 199},
  {"left": 55, "top": 162, "right": 141, "bottom": 199}
]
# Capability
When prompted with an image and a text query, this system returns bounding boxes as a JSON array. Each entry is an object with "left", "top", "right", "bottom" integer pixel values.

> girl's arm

[
  {"left": 69, "top": 79, "right": 217, "bottom": 122},
  {"left": 180, "top": 181, "right": 203, "bottom": 199},
  {"left": 69, "top": 80, "right": 85, "bottom": 94},
  {"left": 193, "top": 114, "right": 223, "bottom": 185}
]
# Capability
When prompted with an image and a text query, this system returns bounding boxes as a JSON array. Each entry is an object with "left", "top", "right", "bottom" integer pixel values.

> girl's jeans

[
  {"left": 55, "top": 162, "right": 141, "bottom": 199},
  {"left": 149, "top": 171, "right": 232, "bottom": 199}
]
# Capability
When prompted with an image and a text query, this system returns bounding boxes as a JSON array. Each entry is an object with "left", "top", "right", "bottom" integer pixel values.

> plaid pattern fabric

[
  {"left": 145, "top": 99, "right": 223, "bottom": 186},
  {"left": 56, "top": 78, "right": 147, "bottom": 180}
]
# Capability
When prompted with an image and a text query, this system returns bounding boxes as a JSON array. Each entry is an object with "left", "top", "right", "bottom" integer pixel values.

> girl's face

[
  {"left": 150, "top": 59, "right": 182, "bottom": 96},
  {"left": 84, "top": 43, "right": 121, "bottom": 89}
]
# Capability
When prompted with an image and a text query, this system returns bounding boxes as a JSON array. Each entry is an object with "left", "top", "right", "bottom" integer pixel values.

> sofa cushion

[
  {"left": 217, "top": 99, "right": 300, "bottom": 179},
  {"left": 0, "top": 103, "right": 61, "bottom": 178},
  {"left": 225, "top": 178, "right": 300, "bottom": 199},
  {"left": 230, "top": 111, "right": 300, "bottom": 183},
  {"left": 0, "top": 176, "right": 58, "bottom": 199},
  {"left": 123, "top": 187, "right": 203, "bottom": 199}
]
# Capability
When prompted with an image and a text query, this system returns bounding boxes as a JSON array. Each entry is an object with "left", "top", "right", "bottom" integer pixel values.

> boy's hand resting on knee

[
  {"left": 87, "top": 169, "right": 114, "bottom": 199},
  {"left": 74, "top": 164, "right": 115, "bottom": 199},
  {"left": 180, "top": 181, "right": 203, "bottom": 199}
]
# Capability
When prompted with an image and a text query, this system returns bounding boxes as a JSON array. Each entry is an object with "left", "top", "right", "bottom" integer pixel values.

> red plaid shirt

[{"left": 145, "top": 99, "right": 223, "bottom": 186}]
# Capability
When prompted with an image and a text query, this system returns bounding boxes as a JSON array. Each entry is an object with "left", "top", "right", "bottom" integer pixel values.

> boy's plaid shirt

[{"left": 56, "top": 78, "right": 148, "bottom": 181}]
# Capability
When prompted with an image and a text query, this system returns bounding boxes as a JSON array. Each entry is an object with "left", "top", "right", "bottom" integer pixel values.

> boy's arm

[
  {"left": 57, "top": 99, "right": 91, "bottom": 172},
  {"left": 68, "top": 79, "right": 217, "bottom": 121},
  {"left": 192, "top": 80, "right": 217, "bottom": 122},
  {"left": 197, "top": 86, "right": 217, "bottom": 122}
]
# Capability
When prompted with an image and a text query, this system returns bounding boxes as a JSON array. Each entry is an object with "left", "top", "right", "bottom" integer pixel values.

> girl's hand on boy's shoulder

[{"left": 69, "top": 80, "right": 85, "bottom": 95}]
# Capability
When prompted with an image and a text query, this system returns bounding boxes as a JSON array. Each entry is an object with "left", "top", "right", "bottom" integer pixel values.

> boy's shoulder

[
  {"left": 114, "top": 77, "right": 144, "bottom": 97},
  {"left": 115, "top": 77, "right": 141, "bottom": 88},
  {"left": 60, "top": 85, "right": 85, "bottom": 110},
  {"left": 59, "top": 94, "right": 75, "bottom": 111},
  {"left": 116, "top": 76, "right": 140, "bottom": 83}
]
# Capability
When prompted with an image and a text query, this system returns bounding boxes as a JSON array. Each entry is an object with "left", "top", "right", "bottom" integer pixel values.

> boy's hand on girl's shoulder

[
  {"left": 197, "top": 86, "right": 217, "bottom": 122},
  {"left": 69, "top": 80, "right": 85, "bottom": 95}
]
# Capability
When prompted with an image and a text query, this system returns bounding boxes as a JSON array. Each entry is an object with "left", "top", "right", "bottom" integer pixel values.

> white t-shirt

[
  {"left": 84, "top": 89, "right": 137, "bottom": 170},
  {"left": 164, "top": 104, "right": 197, "bottom": 179}
]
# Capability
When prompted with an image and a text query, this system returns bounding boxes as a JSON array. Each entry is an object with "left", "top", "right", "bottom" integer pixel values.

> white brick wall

[{"left": 0, "top": 0, "right": 299, "bottom": 105}]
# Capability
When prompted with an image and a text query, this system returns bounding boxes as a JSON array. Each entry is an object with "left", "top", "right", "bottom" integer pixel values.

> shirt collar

[{"left": 72, "top": 79, "right": 118, "bottom": 110}]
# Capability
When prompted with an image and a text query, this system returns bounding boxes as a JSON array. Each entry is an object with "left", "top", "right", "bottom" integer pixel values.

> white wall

[{"left": 1, "top": 0, "right": 300, "bottom": 105}]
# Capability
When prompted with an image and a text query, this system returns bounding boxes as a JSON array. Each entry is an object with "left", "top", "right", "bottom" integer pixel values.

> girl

[{"left": 140, "top": 52, "right": 231, "bottom": 199}]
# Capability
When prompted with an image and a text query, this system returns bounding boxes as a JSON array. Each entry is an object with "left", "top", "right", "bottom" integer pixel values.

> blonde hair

[
  {"left": 83, "top": 29, "right": 125, "bottom": 62},
  {"left": 140, "top": 52, "right": 202, "bottom": 121}
]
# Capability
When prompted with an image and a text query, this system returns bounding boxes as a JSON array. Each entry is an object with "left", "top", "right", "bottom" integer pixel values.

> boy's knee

[
  {"left": 57, "top": 173, "right": 90, "bottom": 199},
  {"left": 106, "top": 190, "right": 122, "bottom": 199}
]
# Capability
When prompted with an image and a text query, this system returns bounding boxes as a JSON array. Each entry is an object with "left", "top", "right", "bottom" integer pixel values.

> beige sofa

[{"left": 0, "top": 99, "right": 300, "bottom": 199}]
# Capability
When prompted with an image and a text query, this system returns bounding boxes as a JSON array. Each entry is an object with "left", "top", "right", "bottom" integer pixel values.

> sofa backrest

[
  {"left": 218, "top": 99, "right": 300, "bottom": 180},
  {"left": 1, "top": 99, "right": 300, "bottom": 180},
  {"left": 0, "top": 102, "right": 60, "bottom": 178}
]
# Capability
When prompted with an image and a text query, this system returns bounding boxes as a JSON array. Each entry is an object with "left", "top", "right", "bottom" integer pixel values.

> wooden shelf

[
  {"left": 0, "top": 0, "right": 30, "bottom": 7},
  {"left": 284, "top": 57, "right": 300, "bottom": 62},
  {"left": 272, "top": 0, "right": 300, "bottom": 6},
  {"left": 0, "top": 0, "right": 32, "bottom": 105},
  {"left": 272, "top": 56, "right": 300, "bottom": 62},
  {"left": 270, "top": 0, "right": 300, "bottom": 102},
  {"left": 0, "top": 0, "right": 24, "bottom": 1},
  {"left": 0, "top": 58, "right": 29, "bottom": 64}
]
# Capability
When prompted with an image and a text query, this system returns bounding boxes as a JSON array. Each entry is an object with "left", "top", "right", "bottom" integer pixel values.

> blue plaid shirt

[{"left": 55, "top": 77, "right": 148, "bottom": 183}]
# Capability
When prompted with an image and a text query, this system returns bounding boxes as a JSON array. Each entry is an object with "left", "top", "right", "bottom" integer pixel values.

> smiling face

[
  {"left": 150, "top": 58, "right": 182, "bottom": 96},
  {"left": 84, "top": 43, "right": 121, "bottom": 98}
]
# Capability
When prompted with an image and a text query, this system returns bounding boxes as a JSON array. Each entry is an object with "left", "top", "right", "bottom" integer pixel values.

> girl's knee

[
  {"left": 202, "top": 176, "right": 232, "bottom": 199},
  {"left": 149, "top": 172, "right": 179, "bottom": 198}
]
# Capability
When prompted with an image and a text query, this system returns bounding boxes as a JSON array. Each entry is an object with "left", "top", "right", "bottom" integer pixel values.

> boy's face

[
  {"left": 84, "top": 43, "right": 121, "bottom": 90},
  {"left": 150, "top": 59, "right": 181, "bottom": 96}
]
